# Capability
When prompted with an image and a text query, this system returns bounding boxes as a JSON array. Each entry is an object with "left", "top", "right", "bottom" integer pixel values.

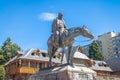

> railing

[
  {"left": 20, "top": 67, "right": 39, "bottom": 74},
  {"left": 8, "top": 67, "right": 39, "bottom": 74}
]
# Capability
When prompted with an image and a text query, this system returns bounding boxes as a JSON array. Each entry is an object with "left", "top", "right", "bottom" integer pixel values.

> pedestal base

[{"left": 29, "top": 64, "right": 96, "bottom": 80}]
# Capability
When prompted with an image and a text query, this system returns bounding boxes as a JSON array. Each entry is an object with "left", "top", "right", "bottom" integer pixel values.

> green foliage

[
  {"left": 0, "top": 47, "right": 4, "bottom": 59},
  {"left": 0, "top": 47, "right": 5, "bottom": 65},
  {"left": 0, "top": 65, "right": 5, "bottom": 80},
  {"left": 0, "top": 54, "right": 4, "bottom": 59},
  {"left": 0, "top": 55, "right": 5, "bottom": 65},
  {"left": 0, "top": 37, "right": 21, "bottom": 64},
  {"left": 89, "top": 40, "right": 104, "bottom": 60},
  {"left": 0, "top": 37, "right": 21, "bottom": 80}
]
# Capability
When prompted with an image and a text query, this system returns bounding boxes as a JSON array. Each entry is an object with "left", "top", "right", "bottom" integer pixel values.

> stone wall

[
  {"left": 29, "top": 71, "right": 69, "bottom": 80},
  {"left": 29, "top": 70, "right": 97, "bottom": 80},
  {"left": 96, "top": 75, "right": 120, "bottom": 80},
  {"left": 28, "top": 64, "right": 96, "bottom": 80}
]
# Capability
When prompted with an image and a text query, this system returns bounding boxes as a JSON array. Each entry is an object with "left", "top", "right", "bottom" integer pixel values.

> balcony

[{"left": 8, "top": 67, "right": 39, "bottom": 74}]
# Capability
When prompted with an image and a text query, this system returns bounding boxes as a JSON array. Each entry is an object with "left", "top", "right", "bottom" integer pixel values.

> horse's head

[{"left": 81, "top": 26, "right": 94, "bottom": 39}]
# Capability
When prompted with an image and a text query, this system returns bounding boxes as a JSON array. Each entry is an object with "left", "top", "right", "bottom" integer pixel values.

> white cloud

[{"left": 39, "top": 12, "right": 56, "bottom": 21}]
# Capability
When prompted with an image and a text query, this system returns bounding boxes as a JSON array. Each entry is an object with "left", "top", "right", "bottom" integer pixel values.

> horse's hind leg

[
  {"left": 61, "top": 47, "right": 65, "bottom": 64},
  {"left": 67, "top": 46, "right": 72, "bottom": 64},
  {"left": 48, "top": 50, "right": 52, "bottom": 67}
]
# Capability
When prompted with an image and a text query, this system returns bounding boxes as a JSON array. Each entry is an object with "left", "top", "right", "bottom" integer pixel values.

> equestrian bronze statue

[{"left": 47, "top": 13, "right": 94, "bottom": 67}]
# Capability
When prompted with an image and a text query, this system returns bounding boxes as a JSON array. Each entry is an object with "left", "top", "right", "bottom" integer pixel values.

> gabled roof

[
  {"left": 90, "top": 60, "right": 112, "bottom": 72},
  {"left": 18, "top": 48, "right": 49, "bottom": 62},
  {"left": 72, "top": 52, "right": 89, "bottom": 60},
  {"left": 5, "top": 48, "right": 49, "bottom": 66},
  {"left": 4, "top": 56, "right": 17, "bottom": 66},
  {"left": 64, "top": 46, "right": 90, "bottom": 61},
  {"left": 5, "top": 46, "right": 90, "bottom": 66}
]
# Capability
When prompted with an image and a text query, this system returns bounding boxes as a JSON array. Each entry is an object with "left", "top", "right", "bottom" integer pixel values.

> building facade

[
  {"left": 112, "top": 33, "right": 120, "bottom": 58},
  {"left": 90, "top": 60, "right": 112, "bottom": 76},
  {"left": 5, "top": 46, "right": 120, "bottom": 80},
  {"left": 4, "top": 49, "right": 49, "bottom": 80},
  {"left": 4, "top": 46, "right": 93, "bottom": 80},
  {"left": 98, "top": 32, "right": 116, "bottom": 60}
]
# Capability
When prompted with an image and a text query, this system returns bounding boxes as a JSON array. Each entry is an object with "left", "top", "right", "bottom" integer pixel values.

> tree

[
  {"left": 0, "top": 47, "right": 5, "bottom": 65},
  {"left": 0, "top": 37, "right": 21, "bottom": 80},
  {"left": 89, "top": 40, "right": 104, "bottom": 60},
  {"left": 0, "top": 65, "right": 5, "bottom": 80},
  {"left": 2, "top": 37, "right": 21, "bottom": 62},
  {"left": 11, "top": 43, "right": 21, "bottom": 57}
]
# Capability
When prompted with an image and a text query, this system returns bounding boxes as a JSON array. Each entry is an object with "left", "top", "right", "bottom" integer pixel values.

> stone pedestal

[{"left": 29, "top": 64, "right": 96, "bottom": 80}]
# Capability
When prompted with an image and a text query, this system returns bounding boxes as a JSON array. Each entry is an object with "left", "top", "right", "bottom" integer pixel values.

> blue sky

[{"left": 0, "top": 0, "right": 120, "bottom": 50}]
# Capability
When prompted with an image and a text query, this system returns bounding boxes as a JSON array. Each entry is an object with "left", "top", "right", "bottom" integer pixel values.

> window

[
  {"left": 22, "top": 61, "right": 28, "bottom": 67},
  {"left": 116, "top": 36, "right": 120, "bottom": 39},
  {"left": 41, "top": 52, "right": 46, "bottom": 57},
  {"left": 39, "top": 63, "right": 43, "bottom": 69},
  {"left": 116, "top": 52, "right": 118, "bottom": 54},
  {"left": 112, "top": 38, "right": 115, "bottom": 40},
  {"left": 30, "top": 62, "right": 37, "bottom": 68},
  {"left": 31, "top": 52, "right": 34, "bottom": 56},
  {"left": 53, "top": 55, "right": 56, "bottom": 58}
]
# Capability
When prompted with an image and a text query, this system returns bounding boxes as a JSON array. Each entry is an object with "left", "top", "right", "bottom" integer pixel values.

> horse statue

[{"left": 47, "top": 26, "right": 94, "bottom": 67}]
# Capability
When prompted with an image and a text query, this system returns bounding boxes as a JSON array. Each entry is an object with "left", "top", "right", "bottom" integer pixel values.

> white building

[
  {"left": 112, "top": 33, "right": 120, "bottom": 58},
  {"left": 98, "top": 32, "right": 116, "bottom": 60}
]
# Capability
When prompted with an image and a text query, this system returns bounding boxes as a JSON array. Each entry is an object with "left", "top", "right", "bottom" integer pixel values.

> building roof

[
  {"left": 98, "top": 32, "right": 116, "bottom": 37},
  {"left": 4, "top": 56, "right": 17, "bottom": 66},
  {"left": 72, "top": 52, "right": 89, "bottom": 60},
  {"left": 5, "top": 46, "right": 90, "bottom": 66},
  {"left": 106, "top": 58, "right": 120, "bottom": 71},
  {"left": 19, "top": 48, "right": 49, "bottom": 62},
  {"left": 4, "top": 48, "right": 49, "bottom": 66},
  {"left": 64, "top": 46, "right": 90, "bottom": 60},
  {"left": 90, "top": 60, "right": 112, "bottom": 72}
]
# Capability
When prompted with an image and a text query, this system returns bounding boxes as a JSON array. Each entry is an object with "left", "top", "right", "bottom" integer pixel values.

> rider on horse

[{"left": 52, "top": 13, "right": 68, "bottom": 45}]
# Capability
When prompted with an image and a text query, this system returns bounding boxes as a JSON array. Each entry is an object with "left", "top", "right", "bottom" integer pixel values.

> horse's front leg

[
  {"left": 68, "top": 46, "right": 72, "bottom": 64},
  {"left": 61, "top": 47, "right": 65, "bottom": 64}
]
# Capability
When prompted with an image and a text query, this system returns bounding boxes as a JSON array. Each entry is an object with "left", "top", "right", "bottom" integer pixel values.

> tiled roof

[
  {"left": 19, "top": 48, "right": 49, "bottom": 62},
  {"left": 4, "top": 48, "right": 49, "bottom": 66},
  {"left": 64, "top": 46, "right": 90, "bottom": 60},
  {"left": 4, "top": 46, "right": 90, "bottom": 66},
  {"left": 90, "top": 60, "right": 112, "bottom": 72},
  {"left": 72, "top": 52, "right": 89, "bottom": 60}
]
